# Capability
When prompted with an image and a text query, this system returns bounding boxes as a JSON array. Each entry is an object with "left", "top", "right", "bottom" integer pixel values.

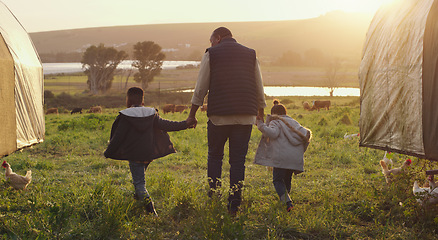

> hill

[{"left": 29, "top": 11, "right": 373, "bottom": 63}]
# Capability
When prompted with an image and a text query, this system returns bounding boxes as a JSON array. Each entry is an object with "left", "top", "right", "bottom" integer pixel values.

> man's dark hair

[
  {"left": 127, "top": 87, "right": 144, "bottom": 106},
  {"left": 213, "top": 27, "right": 232, "bottom": 38}
]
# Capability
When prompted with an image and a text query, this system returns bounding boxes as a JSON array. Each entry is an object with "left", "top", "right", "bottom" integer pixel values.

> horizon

[{"left": 1, "top": 0, "right": 389, "bottom": 33}]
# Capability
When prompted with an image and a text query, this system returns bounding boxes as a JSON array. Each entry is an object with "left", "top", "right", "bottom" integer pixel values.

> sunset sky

[{"left": 1, "top": 0, "right": 390, "bottom": 33}]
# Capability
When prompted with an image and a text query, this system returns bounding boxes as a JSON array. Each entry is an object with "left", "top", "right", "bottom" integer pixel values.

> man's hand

[
  {"left": 256, "top": 115, "right": 264, "bottom": 122},
  {"left": 186, "top": 104, "right": 200, "bottom": 128},
  {"left": 186, "top": 116, "right": 198, "bottom": 128},
  {"left": 257, "top": 108, "right": 265, "bottom": 123}
]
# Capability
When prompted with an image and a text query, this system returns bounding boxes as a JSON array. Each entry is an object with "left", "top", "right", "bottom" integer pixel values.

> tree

[
  {"left": 275, "top": 50, "right": 302, "bottom": 66},
  {"left": 325, "top": 57, "right": 342, "bottom": 97},
  {"left": 132, "top": 41, "right": 165, "bottom": 90},
  {"left": 304, "top": 48, "right": 326, "bottom": 67},
  {"left": 81, "top": 44, "right": 127, "bottom": 94}
]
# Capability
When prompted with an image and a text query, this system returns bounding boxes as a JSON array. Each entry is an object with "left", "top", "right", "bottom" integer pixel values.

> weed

[{"left": 1, "top": 97, "right": 437, "bottom": 239}]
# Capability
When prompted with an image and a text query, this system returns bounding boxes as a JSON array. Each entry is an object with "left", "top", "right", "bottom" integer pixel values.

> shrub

[
  {"left": 58, "top": 115, "right": 112, "bottom": 131},
  {"left": 57, "top": 92, "right": 73, "bottom": 101},
  {"left": 280, "top": 98, "right": 292, "bottom": 104},
  {"left": 44, "top": 90, "right": 55, "bottom": 98},
  {"left": 318, "top": 117, "right": 328, "bottom": 126},
  {"left": 338, "top": 114, "right": 352, "bottom": 125}
]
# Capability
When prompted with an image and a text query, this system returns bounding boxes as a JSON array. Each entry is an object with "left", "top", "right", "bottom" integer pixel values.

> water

[
  {"left": 42, "top": 60, "right": 200, "bottom": 75},
  {"left": 263, "top": 86, "right": 359, "bottom": 97},
  {"left": 181, "top": 86, "right": 359, "bottom": 97}
]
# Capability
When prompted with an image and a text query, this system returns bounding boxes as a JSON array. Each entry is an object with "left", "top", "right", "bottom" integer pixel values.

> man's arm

[
  {"left": 255, "top": 58, "right": 266, "bottom": 122},
  {"left": 257, "top": 108, "right": 265, "bottom": 122},
  {"left": 186, "top": 52, "right": 210, "bottom": 128},
  {"left": 190, "top": 52, "right": 210, "bottom": 106}
]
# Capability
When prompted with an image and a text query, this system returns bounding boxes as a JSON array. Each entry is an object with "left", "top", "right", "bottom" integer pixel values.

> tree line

[
  {"left": 81, "top": 41, "right": 165, "bottom": 95},
  {"left": 275, "top": 48, "right": 334, "bottom": 67},
  {"left": 51, "top": 42, "right": 347, "bottom": 96}
]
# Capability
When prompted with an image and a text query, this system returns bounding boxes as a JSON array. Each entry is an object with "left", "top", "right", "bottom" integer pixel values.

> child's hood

[
  {"left": 119, "top": 107, "right": 157, "bottom": 131},
  {"left": 272, "top": 115, "right": 308, "bottom": 146}
]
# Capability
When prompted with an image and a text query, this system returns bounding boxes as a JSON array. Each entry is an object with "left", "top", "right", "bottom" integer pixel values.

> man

[{"left": 187, "top": 27, "right": 266, "bottom": 215}]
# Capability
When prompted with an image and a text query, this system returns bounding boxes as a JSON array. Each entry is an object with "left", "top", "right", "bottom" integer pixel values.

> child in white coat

[{"left": 255, "top": 100, "right": 311, "bottom": 211}]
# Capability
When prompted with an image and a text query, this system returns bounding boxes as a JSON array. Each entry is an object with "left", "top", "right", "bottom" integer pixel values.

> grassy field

[
  {"left": 1, "top": 96, "right": 437, "bottom": 239},
  {"left": 44, "top": 65, "right": 360, "bottom": 96}
]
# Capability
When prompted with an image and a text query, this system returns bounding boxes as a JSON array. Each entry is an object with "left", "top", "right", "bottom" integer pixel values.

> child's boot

[
  {"left": 144, "top": 197, "right": 158, "bottom": 216},
  {"left": 280, "top": 193, "right": 293, "bottom": 212},
  {"left": 286, "top": 201, "right": 293, "bottom": 212}
]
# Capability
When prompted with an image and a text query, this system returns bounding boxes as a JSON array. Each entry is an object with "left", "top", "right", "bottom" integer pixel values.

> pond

[
  {"left": 181, "top": 86, "right": 359, "bottom": 97},
  {"left": 263, "top": 86, "right": 359, "bottom": 97}
]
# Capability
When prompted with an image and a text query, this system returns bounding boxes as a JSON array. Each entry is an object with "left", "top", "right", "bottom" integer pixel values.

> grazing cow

[
  {"left": 302, "top": 102, "right": 311, "bottom": 110},
  {"left": 174, "top": 105, "right": 188, "bottom": 113},
  {"left": 311, "top": 100, "right": 331, "bottom": 111},
  {"left": 71, "top": 108, "right": 82, "bottom": 114},
  {"left": 87, "top": 106, "right": 102, "bottom": 113},
  {"left": 200, "top": 104, "right": 208, "bottom": 112},
  {"left": 162, "top": 104, "right": 175, "bottom": 114},
  {"left": 46, "top": 108, "right": 58, "bottom": 114}
]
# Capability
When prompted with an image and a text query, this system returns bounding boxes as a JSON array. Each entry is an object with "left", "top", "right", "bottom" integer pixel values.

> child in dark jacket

[{"left": 104, "top": 87, "right": 194, "bottom": 216}]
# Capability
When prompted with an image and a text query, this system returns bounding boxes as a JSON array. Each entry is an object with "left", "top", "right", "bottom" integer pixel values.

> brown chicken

[{"left": 2, "top": 161, "right": 32, "bottom": 190}]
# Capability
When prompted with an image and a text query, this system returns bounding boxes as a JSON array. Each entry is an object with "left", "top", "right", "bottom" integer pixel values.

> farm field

[
  {"left": 1, "top": 96, "right": 437, "bottom": 239},
  {"left": 43, "top": 65, "right": 360, "bottom": 96}
]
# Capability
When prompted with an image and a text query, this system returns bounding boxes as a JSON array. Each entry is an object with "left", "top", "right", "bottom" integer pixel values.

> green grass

[{"left": 1, "top": 97, "right": 437, "bottom": 239}]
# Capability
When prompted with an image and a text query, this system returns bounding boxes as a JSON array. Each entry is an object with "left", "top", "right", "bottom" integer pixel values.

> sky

[{"left": 1, "top": 0, "right": 390, "bottom": 33}]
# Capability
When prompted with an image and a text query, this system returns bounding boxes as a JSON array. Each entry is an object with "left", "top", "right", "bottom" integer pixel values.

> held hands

[
  {"left": 257, "top": 108, "right": 265, "bottom": 123},
  {"left": 256, "top": 114, "right": 264, "bottom": 123},
  {"left": 186, "top": 116, "right": 198, "bottom": 129},
  {"left": 186, "top": 104, "right": 199, "bottom": 128}
]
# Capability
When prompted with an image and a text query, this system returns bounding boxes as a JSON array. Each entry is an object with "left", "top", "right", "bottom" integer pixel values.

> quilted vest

[{"left": 207, "top": 38, "right": 258, "bottom": 116}]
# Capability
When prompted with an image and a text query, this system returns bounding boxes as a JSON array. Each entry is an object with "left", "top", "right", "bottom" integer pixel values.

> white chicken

[
  {"left": 343, "top": 133, "right": 359, "bottom": 139},
  {"left": 2, "top": 161, "right": 32, "bottom": 190},
  {"left": 422, "top": 175, "right": 436, "bottom": 189},
  {"left": 381, "top": 151, "right": 393, "bottom": 168},
  {"left": 380, "top": 158, "right": 411, "bottom": 183},
  {"left": 413, "top": 179, "right": 438, "bottom": 205}
]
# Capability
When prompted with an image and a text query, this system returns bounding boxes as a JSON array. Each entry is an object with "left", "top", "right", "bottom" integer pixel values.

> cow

[
  {"left": 311, "top": 100, "right": 331, "bottom": 111},
  {"left": 71, "top": 108, "right": 82, "bottom": 114},
  {"left": 162, "top": 104, "right": 175, "bottom": 114},
  {"left": 87, "top": 106, "right": 102, "bottom": 113},
  {"left": 46, "top": 108, "right": 58, "bottom": 114},
  {"left": 174, "top": 105, "right": 188, "bottom": 113},
  {"left": 200, "top": 104, "right": 208, "bottom": 112},
  {"left": 302, "top": 102, "right": 311, "bottom": 110}
]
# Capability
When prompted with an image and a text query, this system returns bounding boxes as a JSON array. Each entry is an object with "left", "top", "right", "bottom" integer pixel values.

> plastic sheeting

[
  {"left": 359, "top": 0, "right": 438, "bottom": 161},
  {"left": 0, "top": 2, "right": 44, "bottom": 157}
]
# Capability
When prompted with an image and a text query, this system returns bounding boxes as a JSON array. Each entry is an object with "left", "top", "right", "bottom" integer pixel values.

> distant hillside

[{"left": 29, "top": 11, "right": 373, "bottom": 63}]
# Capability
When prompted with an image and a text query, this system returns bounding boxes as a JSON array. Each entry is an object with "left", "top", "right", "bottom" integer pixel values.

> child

[
  {"left": 254, "top": 99, "right": 311, "bottom": 212},
  {"left": 104, "top": 87, "right": 194, "bottom": 216}
]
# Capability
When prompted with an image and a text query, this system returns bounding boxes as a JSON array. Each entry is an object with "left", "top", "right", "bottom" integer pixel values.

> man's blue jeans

[
  {"left": 207, "top": 121, "right": 252, "bottom": 206},
  {"left": 129, "top": 161, "right": 151, "bottom": 200}
]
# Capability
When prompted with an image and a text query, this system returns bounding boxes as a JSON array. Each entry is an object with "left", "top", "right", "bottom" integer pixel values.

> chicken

[
  {"left": 381, "top": 151, "right": 393, "bottom": 168},
  {"left": 413, "top": 180, "right": 438, "bottom": 205},
  {"left": 380, "top": 158, "right": 411, "bottom": 183},
  {"left": 428, "top": 175, "right": 436, "bottom": 189},
  {"left": 2, "top": 161, "right": 32, "bottom": 190},
  {"left": 422, "top": 175, "right": 436, "bottom": 189},
  {"left": 343, "top": 133, "right": 359, "bottom": 139}
]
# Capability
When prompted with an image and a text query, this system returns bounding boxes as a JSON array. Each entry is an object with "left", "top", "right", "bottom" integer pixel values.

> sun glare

[{"left": 333, "top": 0, "right": 396, "bottom": 13}]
